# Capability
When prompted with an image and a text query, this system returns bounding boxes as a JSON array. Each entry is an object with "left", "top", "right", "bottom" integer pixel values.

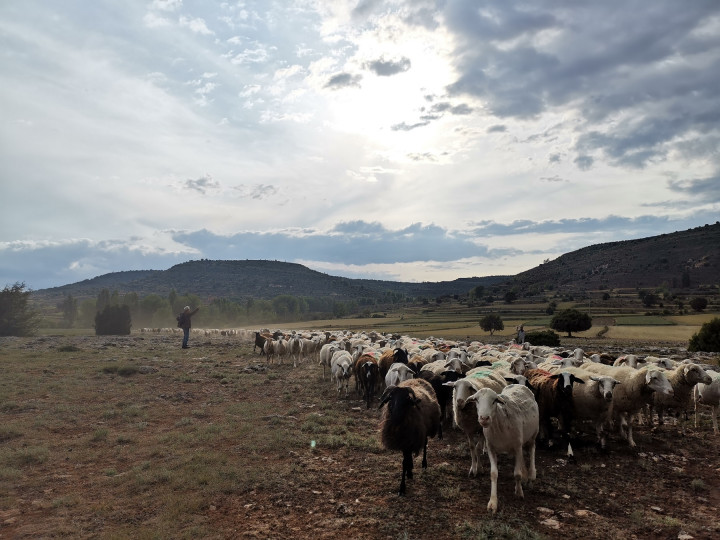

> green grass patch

[{"left": 615, "top": 315, "right": 674, "bottom": 326}]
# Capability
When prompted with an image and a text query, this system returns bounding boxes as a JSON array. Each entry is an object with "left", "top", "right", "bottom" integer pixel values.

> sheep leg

[
  {"left": 527, "top": 440, "right": 537, "bottom": 487},
  {"left": 486, "top": 446, "right": 499, "bottom": 514},
  {"left": 421, "top": 438, "right": 428, "bottom": 469},
  {"left": 399, "top": 451, "right": 411, "bottom": 496},
  {"left": 513, "top": 445, "right": 525, "bottom": 498},
  {"left": 468, "top": 434, "right": 480, "bottom": 477}
]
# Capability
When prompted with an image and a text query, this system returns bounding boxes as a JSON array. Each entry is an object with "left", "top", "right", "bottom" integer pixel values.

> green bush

[
  {"left": 688, "top": 317, "right": 720, "bottom": 353},
  {"left": 524, "top": 330, "right": 560, "bottom": 347},
  {"left": 0, "top": 282, "right": 40, "bottom": 336},
  {"left": 550, "top": 308, "right": 593, "bottom": 337},
  {"left": 95, "top": 305, "right": 132, "bottom": 335}
]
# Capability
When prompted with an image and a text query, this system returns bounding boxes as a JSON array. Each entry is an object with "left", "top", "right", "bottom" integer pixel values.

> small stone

[
  {"left": 677, "top": 532, "right": 693, "bottom": 540},
  {"left": 562, "top": 494, "right": 570, "bottom": 499},
  {"left": 540, "top": 518, "right": 561, "bottom": 529},
  {"left": 537, "top": 507, "right": 554, "bottom": 514},
  {"left": 650, "top": 506, "right": 663, "bottom": 513},
  {"left": 575, "top": 509, "right": 599, "bottom": 518}
]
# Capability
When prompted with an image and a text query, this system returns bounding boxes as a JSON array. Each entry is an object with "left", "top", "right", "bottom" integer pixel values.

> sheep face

[
  {"left": 684, "top": 364, "right": 712, "bottom": 386},
  {"left": 590, "top": 376, "right": 620, "bottom": 401},
  {"left": 467, "top": 388, "right": 504, "bottom": 429},
  {"left": 646, "top": 370, "right": 674, "bottom": 396},
  {"left": 551, "top": 372, "right": 585, "bottom": 397},
  {"left": 379, "top": 386, "right": 419, "bottom": 423}
]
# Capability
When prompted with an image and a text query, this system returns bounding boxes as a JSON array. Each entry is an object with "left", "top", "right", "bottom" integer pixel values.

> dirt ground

[{"left": 1, "top": 333, "right": 719, "bottom": 539}]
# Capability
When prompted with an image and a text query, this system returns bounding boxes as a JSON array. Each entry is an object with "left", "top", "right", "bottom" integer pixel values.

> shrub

[
  {"left": 689, "top": 297, "right": 708, "bottom": 312},
  {"left": 688, "top": 317, "right": 720, "bottom": 353},
  {"left": 95, "top": 305, "right": 132, "bottom": 335},
  {"left": 550, "top": 308, "right": 593, "bottom": 337},
  {"left": 524, "top": 330, "right": 560, "bottom": 347},
  {"left": 479, "top": 314, "right": 504, "bottom": 336},
  {"left": 0, "top": 282, "right": 40, "bottom": 336}
]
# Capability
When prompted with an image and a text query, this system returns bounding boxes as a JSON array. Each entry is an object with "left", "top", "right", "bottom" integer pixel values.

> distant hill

[
  {"left": 503, "top": 222, "right": 720, "bottom": 294},
  {"left": 31, "top": 223, "right": 720, "bottom": 306},
  {"left": 32, "top": 260, "right": 509, "bottom": 304}
]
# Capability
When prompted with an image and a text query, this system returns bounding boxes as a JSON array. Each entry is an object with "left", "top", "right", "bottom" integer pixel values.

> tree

[
  {"left": 689, "top": 297, "right": 708, "bottom": 312},
  {"left": 0, "top": 282, "right": 40, "bottom": 336},
  {"left": 524, "top": 329, "right": 560, "bottom": 347},
  {"left": 550, "top": 308, "right": 592, "bottom": 337},
  {"left": 95, "top": 305, "right": 132, "bottom": 335},
  {"left": 504, "top": 291, "right": 518, "bottom": 304},
  {"left": 479, "top": 314, "right": 504, "bottom": 336},
  {"left": 57, "top": 294, "right": 78, "bottom": 328},
  {"left": 688, "top": 317, "right": 720, "bottom": 352},
  {"left": 642, "top": 293, "right": 659, "bottom": 308},
  {"left": 96, "top": 289, "right": 111, "bottom": 313}
]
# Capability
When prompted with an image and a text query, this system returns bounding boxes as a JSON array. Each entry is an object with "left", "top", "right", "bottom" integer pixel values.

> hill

[
  {"left": 31, "top": 223, "right": 720, "bottom": 307},
  {"left": 502, "top": 222, "right": 720, "bottom": 296},
  {"left": 31, "top": 260, "right": 508, "bottom": 305}
]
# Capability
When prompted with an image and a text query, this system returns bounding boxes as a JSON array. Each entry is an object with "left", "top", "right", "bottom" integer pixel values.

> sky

[{"left": 1, "top": 1, "right": 719, "bottom": 291}]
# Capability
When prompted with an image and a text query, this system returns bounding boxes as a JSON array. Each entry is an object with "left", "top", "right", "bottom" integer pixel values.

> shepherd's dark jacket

[{"left": 177, "top": 308, "right": 199, "bottom": 330}]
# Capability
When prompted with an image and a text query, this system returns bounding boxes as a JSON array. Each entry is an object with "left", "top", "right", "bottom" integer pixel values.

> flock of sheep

[{"left": 252, "top": 329, "right": 719, "bottom": 513}]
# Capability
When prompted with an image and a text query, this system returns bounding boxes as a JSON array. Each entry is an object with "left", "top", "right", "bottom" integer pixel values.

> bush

[
  {"left": 524, "top": 330, "right": 560, "bottom": 347},
  {"left": 689, "top": 297, "right": 708, "bottom": 312},
  {"left": 688, "top": 317, "right": 720, "bottom": 353},
  {"left": 95, "top": 305, "right": 132, "bottom": 335},
  {"left": 550, "top": 308, "right": 593, "bottom": 337},
  {"left": 0, "top": 282, "right": 40, "bottom": 336},
  {"left": 479, "top": 314, "right": 504, "bottom": 336}
]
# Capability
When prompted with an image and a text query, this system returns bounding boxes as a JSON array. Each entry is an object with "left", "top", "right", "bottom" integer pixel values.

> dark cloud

[
  {"left": 366, "top": 56, "right": 411, "bottom": 76},
  {"left": 487, "top": 125, "right": 507, "bottom": 133},
  {"left": 668, "top": 174, "right": 720, "bottom": 202},
  {"left": 184, "top": 174, "right": 219, "bottom": 193},
  {"left": 443, "top": 1, "right": 720, "bottom": 168},
  {"left": 325, "top": 72, "right": 362, "bottom": 89},
  {"left": 171, "top": 222, "right": 491, "bottom": 265},
  {"left": 548, "top": 153, "right": 561, "bottom": 163},
  {"left": 391, "top": 121, "right": 430, "bottom": 131},
  {"left": 574, "top": 155, "right": 594, "bottom": 171}
]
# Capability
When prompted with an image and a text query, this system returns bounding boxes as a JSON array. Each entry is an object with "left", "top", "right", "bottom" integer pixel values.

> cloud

[
  {"left": 668, "top": 174, "right": 720, "bottom": 202},
  {"left": 324, "top": 72, "right": 362, "bottom": 89},
  {"left": 391, "top": 121, "right": 430, "bottom": 131},
  {"left": 487, "top": 124, "right": 507, "bottom": 133},
  {"left": 365, "top": 56, "right": 411, "bottom": 76},
  {"left": 574, "top": 155, "right": 594, "bottom": 171},
  {"left": 184, "top": 174, "right": 220, "bottom": 194},
  {"left": 178, "top": 16, "right": 214, "bottom": 36}
]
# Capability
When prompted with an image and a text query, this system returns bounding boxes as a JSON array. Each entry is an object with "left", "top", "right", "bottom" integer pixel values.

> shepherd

[{"left": 177, "top": 306, "right": 200, "bottom": 349}]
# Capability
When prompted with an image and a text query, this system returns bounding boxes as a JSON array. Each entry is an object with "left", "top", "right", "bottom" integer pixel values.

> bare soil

[{"left": 0, "top": 333, "right": 719, "bottom": 539}]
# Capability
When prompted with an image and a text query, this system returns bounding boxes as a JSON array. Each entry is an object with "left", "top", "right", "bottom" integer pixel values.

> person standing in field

[
  {"left": 177, "top": 306, "right": 200, "bottom": 349},
  {"left": 517, "top": 325, "right": 525, "bottom": 344}
]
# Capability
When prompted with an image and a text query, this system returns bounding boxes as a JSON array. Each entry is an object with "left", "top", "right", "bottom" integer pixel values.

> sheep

[
  {"left": 263, "top": 338, "right": 275, "bottom": 363},
  {"left": 355, "top": 353, "right": 380, "bottom": 409},
  {"left": 650, "top": 363, "right": 712, "bottom": 429},
  {"left": 378, "top": 378, "right": 442, "bottom": 496},
  {"left": 444, "top": 369, "right": 510, "bottom": 477},
  {"left": 330, "top": 350, "right": 353, "bottom": 398},
  {"left": 613, "top": 354, "right": 643, "bottom": 368},
  {"left": 385, "top": 362, "right": 415, "bottom": 388},
  {"left": 694, "top": 369, "right": 720, "bottom": 433},
  {"left": 547, "top": 365, "right": 620, "bottom": 450},
  {"left": 253, "top": 331, "right": 269, "bottom": 354},
  {"left": 287, "top": 334, "right": 303, "bottom": 367},
  {"left": 581, "top": 363, "right": 674, "bottom": 447},
  {"left": 465, "top": 384, "right": 539, "bottom": 514},
  {"left": 319, "top": 343, "right": 342, "bottom": 380},
  {"left": 379, "top": 348, "right": 410, "bottom": 384},
  {"left": 524, "top": 368, "right": 585, "bottom": 459}
]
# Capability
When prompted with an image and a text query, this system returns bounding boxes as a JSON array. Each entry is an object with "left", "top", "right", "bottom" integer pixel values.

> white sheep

[
  {"left": 466, "top": 384, "right": 539, "bottom": 514},
  {"left": 330, "top": 350, "right": 353, "bottom": 398},
  {"left": 581, "top": 363, "right": 674, "bottom": 447},
  {"left": 548, "top": 365, "right": 620, "bottom": 450},
  {"left": 650, "top": 363, "right": 712, "bottom": 428},
  {"left": 445, "top": 369, "right": 509, "bottom": 477},
  {"left": 694, "top": 369, "right": 720, "bottom": 434},
  {"left": 319, "top": 343, "right": 342, "bottom": 380},
  {"left": 385, "top": 362, "right": 415, "bottom": 388}
]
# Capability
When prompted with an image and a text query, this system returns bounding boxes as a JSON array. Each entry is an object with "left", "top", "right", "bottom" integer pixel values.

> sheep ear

[
  {"left": 379, "top": 386, "right": 396, "bottom": 409},
  {"left": 590, "top": 376, "right": 601, "bottom": 382},
  {"left": 550, "top": 373, "right": 561, "bottom": 380},
  {"left": 571, "top": 375, "right": 585, "bottom": 385},
  {"left": 495, "top": 396, "right": 506, "bottom": 405},
  {"left": 442, "top": 380, "right": 457, "bottom": 388}
]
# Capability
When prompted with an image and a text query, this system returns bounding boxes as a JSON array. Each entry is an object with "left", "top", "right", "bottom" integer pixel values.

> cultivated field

[{"left": 1, "top": 331, "right": 719, "bottom": 539}]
